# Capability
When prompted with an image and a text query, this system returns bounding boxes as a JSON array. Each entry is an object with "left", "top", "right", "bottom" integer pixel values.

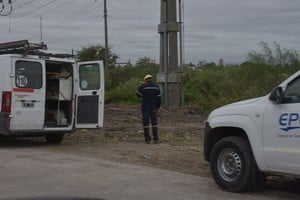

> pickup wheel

[
  {"left": 45, "top": 133, "right": 64, "bottom": 144},
  {"left": 210, "top": 136, "right": 253, "bottom": 192}
]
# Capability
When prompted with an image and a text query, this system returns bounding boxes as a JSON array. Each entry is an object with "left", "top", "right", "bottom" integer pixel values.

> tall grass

[
  {"left": 184, "top": 64, "right": 300, "bottom": 113},
  {"left": 104, "top": 63, "right": 300, "bottom": 113}
]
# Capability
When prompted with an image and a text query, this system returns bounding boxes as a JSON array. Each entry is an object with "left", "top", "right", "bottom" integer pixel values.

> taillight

[{"left": 2, "top": 91, "right": 12, "bottom": 113}]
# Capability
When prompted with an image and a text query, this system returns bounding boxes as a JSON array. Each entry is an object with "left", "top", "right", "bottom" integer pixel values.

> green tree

[
  {"left": 136, "top": 56, "right": 157, "bottom": 67},
  {"left": 247, "top": 41, "right": 299, "bottom": 66},
  {"left": 76, "top": 45, "right": 119, "bottom": 67}
]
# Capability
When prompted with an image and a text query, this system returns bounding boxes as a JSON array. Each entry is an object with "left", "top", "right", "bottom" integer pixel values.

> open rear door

[{"left": 75, "top": 61, "right": 104, "bottom": 128}]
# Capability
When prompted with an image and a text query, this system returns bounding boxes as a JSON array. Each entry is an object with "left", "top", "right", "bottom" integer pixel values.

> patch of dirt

[{"left": 52, "top": 104, "right": 210, "bottom": 177}]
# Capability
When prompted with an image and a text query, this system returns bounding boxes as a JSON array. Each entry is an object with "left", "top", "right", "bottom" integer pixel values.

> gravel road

[{"left": 0, "top": 147, "right": 299, "bottom": 200}]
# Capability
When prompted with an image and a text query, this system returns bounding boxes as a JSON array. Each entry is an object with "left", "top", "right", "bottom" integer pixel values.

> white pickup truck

[{"left": 204, "top": 70, "right": 300, "bottom": 192}]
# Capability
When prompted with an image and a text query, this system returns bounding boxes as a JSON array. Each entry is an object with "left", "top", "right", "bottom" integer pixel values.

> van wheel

[
  {"left": 210, "top": 136, "right": 253, "bottom": 192},
  {"left": 45, "top": 133, "right": 64, "bottom": 144}
]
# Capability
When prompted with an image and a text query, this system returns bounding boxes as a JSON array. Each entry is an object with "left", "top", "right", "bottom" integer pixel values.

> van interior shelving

[{"left": 45, "top": 61, "right": 73, "bottom": 127}]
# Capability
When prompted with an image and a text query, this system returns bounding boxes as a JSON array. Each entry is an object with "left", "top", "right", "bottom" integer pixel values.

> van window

[
  {"left": 15, "top": 61, "right": 42, "bottom": 89},
  {"left": 79, "top": 63, "right": 100, "bottom": 90}
]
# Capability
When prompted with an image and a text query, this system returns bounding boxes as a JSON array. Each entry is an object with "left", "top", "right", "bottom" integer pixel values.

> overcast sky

[{"left": 1, "top": 0, "right": 300, "bottom": 64}]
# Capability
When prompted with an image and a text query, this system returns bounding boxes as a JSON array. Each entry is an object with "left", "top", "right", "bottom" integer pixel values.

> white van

[{"left": 0, "top": 41, "right": 104, "bottom": 143}]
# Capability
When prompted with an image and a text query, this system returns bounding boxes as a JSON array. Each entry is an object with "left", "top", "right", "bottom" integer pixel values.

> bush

[
  {"left": 105, "top": 77, "right": 141, "bottom": 104},
  {"left": 105, "top": 65, "right": 159, "bottom": 91},
  {"left": 184, "top": 64, "right": 300, "bottom": 113},
  {"left": 105, "top": 65, "right": 158, "bottom": 104}
]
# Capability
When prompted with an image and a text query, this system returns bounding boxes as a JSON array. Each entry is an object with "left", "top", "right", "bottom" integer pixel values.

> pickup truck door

[
  {"left": 75, "top": 61, "right": 104, "bottom": 128},
  {"left": 10, "top": 58, "right": 45, "bottom": 131},
  {"left": 263, "top": 76, "right": 300, "bottom": 173}
]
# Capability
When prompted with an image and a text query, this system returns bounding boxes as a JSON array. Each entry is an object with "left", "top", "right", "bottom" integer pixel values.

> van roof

[
  {"left": 0, "top": 40, "right": 74, "bottom": 60},
  {"left": 0, "top": 54, "right": 76, "bottom": 63}
]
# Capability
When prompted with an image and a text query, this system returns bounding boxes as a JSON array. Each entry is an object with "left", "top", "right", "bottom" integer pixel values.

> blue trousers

[{"left": 142, "top": 107, "right": 158, "bottom": 142}]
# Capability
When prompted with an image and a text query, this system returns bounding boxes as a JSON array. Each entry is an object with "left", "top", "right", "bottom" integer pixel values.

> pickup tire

[
  {"left": 45, "top": 133, "right": 64, "bottom": 144},
  {"left": 210, "top": 136, "right": 253, "bottom": 192}
]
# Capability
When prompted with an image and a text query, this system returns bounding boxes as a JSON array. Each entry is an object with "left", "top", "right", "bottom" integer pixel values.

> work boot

[
  {"left": 152, "top": 126, "right": 159, "bottom": 142},
  {"left": 144, "top": 127, "right": 151, "bottom": 143}
]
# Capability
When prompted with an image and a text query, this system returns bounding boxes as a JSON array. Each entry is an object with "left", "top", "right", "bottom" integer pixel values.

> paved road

[{"left": 0, "top": 146, "right": 299, "bottom": 200}]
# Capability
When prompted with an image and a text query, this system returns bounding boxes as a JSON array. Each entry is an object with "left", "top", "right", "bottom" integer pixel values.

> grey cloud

[{"left": 1, "top": 0, "right": 300, "bottom": 64}]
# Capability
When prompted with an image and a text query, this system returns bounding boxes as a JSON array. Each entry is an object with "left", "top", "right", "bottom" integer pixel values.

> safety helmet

[{"left": 144, "top": 74, "right": 153, "bottom": 82}]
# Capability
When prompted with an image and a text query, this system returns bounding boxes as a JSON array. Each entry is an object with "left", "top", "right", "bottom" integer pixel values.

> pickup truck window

[
  {"left": 284, "top": 76, "right": 300, "bottom": 103},
  {"left": 15, "top": 61, "right": 42, "bottom": 89}
]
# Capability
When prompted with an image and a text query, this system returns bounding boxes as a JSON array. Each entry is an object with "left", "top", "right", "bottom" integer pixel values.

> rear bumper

[
  {"left": 0, "top": 112, "right": 75, "bottom": 136},
  {"left": 0, "top": 113, "right": 11, "bottom": 134}
]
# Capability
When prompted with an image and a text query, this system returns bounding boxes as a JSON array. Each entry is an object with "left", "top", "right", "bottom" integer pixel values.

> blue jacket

[{"left": 137, "top": 80, "right": 161, "bottom": 110}]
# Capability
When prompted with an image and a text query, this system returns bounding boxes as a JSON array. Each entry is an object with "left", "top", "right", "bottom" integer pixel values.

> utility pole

[
  {"left": 40, "top": 16, "right": 43, "bottom": 43},
  {"left": 179, "top": 0, "right": 184, "bottom": 106},
  {"left": 158, "top": 0, "right": 183, "bottom": 107},
  {"left": 103, "top": 0, "right": 109, "bottom": 68}
]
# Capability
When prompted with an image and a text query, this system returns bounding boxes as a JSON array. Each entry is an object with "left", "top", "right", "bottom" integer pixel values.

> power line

[
  {"left": 13, "top": 0, "right": 36, "bottom": 11},
  {"left": 39, "top": 1, "right": 100, "bottom": 31},
  {"left": 0, "top": 0, "right": 102, "bottom": 53},
  {"left": 11, "top": 0, "right": 57, "bottom": 19},
  {"left": 0, "top": 0, "right": 73, "bottom": 25},
  {"left": 1, "top": 1, "right": 100, "bottom": 43}
]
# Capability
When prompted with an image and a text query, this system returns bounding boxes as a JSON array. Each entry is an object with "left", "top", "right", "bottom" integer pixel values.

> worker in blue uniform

[{"left": 136, "top": 74, "right": 161, "bottom": 144}]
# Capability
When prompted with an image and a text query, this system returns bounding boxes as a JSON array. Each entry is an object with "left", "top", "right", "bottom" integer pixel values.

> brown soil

[
  {"left": 49, "top": 104, "right": 300, "bottom": 193},
  {"left": 53, "top": 104, "right": 210, "bottom": 177}
]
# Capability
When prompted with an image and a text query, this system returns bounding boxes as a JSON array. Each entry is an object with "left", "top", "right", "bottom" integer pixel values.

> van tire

[
  {"left": 45, "top": 133, "right": 64, "bottom": 144},
  {"left": 210, "top": 136, "right": 253, "bottom": 192}
]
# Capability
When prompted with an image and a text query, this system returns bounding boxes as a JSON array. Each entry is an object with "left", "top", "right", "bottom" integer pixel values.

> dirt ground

[
  {"left": 51, "top": 104, "right": 300, "bottom": 193},
  {"left": 1, "top": 104, "right": 299, "bottom": 193},
  {"left": 57, "top": 104, "right": 210, "bottom": 177}
]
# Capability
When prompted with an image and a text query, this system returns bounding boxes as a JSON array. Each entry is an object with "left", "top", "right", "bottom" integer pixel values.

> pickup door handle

[{"left": 92, "top": 91, "right": 97, "bottom": 95}]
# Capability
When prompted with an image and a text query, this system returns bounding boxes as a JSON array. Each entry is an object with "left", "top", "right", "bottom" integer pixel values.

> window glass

[
  {"left": 79, "top": 63, "right": 100, "bottom": 90},
  {"left": 284, "top": 76, "right": 300, "bottom": 103},
  {"left": 15, "top": 61, "right": 42, "bottom": 89}
]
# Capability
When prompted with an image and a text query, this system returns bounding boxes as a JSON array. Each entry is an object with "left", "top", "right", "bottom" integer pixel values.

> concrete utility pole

[{"left": 158, "top": 0, "right": 183, "bottom": 107}]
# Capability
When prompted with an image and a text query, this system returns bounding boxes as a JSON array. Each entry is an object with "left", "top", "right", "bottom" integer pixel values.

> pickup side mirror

[{"left": 269, "top": 87, "right": 284, "bottom": 104}]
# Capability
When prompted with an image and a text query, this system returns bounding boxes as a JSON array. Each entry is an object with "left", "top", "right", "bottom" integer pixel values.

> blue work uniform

[{"left": 136, "top": 80, "right": 161, "bottom": 143}]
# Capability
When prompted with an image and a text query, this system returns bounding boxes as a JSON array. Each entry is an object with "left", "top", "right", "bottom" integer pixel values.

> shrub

[
  {"left": 105, "top": 77, "right": 141, "bottom": 104},
  {"left": 184, "top": 64, "right": 300, "bottom": 113},
  {"left": 105, "top": 65, "right": 159, "bottom": 104}
]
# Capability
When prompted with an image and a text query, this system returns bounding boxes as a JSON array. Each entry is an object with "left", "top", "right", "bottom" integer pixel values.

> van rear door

[
  {"left": 10, "top": 58, "right": 45, "bottom": 131},
  {"left": 75, "top": 61, "right": 104, "bottom": 128}
]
